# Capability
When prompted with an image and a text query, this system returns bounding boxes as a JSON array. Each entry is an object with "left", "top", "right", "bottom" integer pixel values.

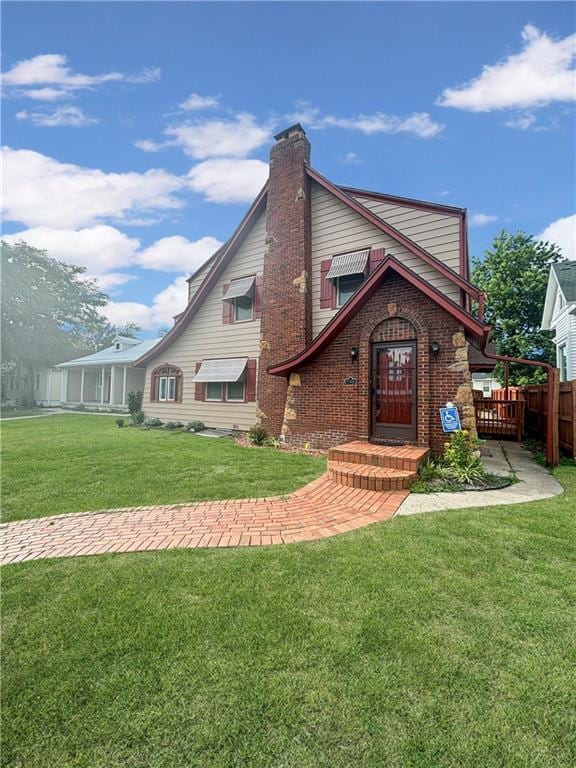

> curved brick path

[{"left": 0, "top": 476, "right": 408, "bottom": 565}]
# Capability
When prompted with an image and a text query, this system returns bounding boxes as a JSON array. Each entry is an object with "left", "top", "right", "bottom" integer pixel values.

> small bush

[
  {"left": 143, "top": 417, "right": 163, "bottom": 427},
  {"left": 442, "top": 430, "right": 486, "bottom": 485},
  {"left": 248, "top": 424, "right": 268, "bottom": 446},
  {"left": 74, "top": 404, "right": 86, "bottom": 412},
  {"left": 263, "top": 436, "right": 281, "bottom": 449},
  {"left": 115, "top": 418, "right": 125, "bottom": 428},
  {"left": 418, "top": 458, "right": 450, "bottom": 483},
  {"left": 127, "top": 390, "right": 143, "bottom": 416},
  {"left": 131, "top": 410, "right": 145, "bottom": 425},
  {"left": 187, "top": 420, "right": 205, "bottom": 433},
  {"left": 164, "top": 421, "right": 184, "bottom": 430}
]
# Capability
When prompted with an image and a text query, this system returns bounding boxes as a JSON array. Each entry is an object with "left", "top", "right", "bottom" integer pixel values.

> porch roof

[{"left": 57, "top": 338, "right": 160, "bottom": 368}]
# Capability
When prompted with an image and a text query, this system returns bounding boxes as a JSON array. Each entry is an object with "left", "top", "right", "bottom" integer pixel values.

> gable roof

[
  {"left": 268, "top": 254, "right": 489, "bottom": 377},
  {"left": 553, "top": 261, "right": 576, "bottom": 302},
  {"left": 134, "top": 182, "right": 268, "bottom": 367},
  {"left": 338, "top": 184, "right": 466, "bottom": 217},
  {"left": 57, "top": 337, "right": 160, "bottom": 368},
  {"left": 306, "top": 165, "right": 479, "bottom": 301},
  {"left": 541, "top": 261, "right": 576, "bottom": 330}
]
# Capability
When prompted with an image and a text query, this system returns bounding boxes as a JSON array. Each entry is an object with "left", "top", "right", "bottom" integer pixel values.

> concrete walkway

[
  {"left": 397, "top": 440, "right": 563, "bottom": 516},
  {"left": 1, "top": 409, "right": 124, "bottom": 421}
]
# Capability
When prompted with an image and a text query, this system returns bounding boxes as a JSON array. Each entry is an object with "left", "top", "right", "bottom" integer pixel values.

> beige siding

[
  {"left": 354, "top": 196, "right": 462, "bottom": 273},
  {"left": 143, "top": 212, "right": 267, "bottom": 429},
  {"left": 311, "top": 183, "right": 461, "bottom": 337},
  {"left": 188, "top": 260, "right": 214, "bottom": 302}
]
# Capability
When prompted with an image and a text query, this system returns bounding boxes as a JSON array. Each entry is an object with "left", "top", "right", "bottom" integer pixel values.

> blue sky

[{"left": 3, "top": 1, "right": 575, "bottom": 334}]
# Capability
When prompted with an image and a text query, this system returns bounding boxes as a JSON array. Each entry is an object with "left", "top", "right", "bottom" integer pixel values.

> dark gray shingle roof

[{"left": 553, "top": 262, "right": 576, "bottom": 303}]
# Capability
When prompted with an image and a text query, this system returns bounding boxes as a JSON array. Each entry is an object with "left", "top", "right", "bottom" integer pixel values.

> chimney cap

[{"left": 273, "top": 123, "right": 306, "bottom": 142}]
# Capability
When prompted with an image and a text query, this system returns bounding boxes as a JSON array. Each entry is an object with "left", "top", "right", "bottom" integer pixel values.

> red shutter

[
  {"left": 245, "top": 359, "right": 257, "bottom": 402},
  {"left": 320, "top": 259, "right": 336, "bottom": 309},
  {"left": 369, "top": 248, "right": 386, "bottom": 273},
  {"left": 254, "top": 276, "right": 263, "bottom": 319},
  {"left": 194, "top": 362, "right": 204, "bottom": 401},
  {"left": 222, "top": 284, "right": 232, "bottom": 324}
]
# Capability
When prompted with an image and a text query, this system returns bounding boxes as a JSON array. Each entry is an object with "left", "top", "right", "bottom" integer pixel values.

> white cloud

[
  {"left": 138, "top": 113, "right": 271, "bottom": 159},
  {"left": 187, "top": 158, "right": 268, "bottom": 203},
  {"left": 341, "top": 152, "right": 361, "bottom": 164},
  {"left": 2, "top": 147, "right": 185, "bottom": 228},
  {"left": 88, "top": 273, "right": 136, "bottom": 293},
  {"left": 538, "top": 214, "right": 576, "bottom": 260},
  {"left": 2, "top": 53, "right": 161, "bottom": 100},
  {"left": 15, "top": 105, "right": 98, "bottom": 127},
  {"left": 470, "top": 213, "right": 498, "bottom": 227},
  {"left": 321, "top": 111, "right": 445, "bottom": 138},
  {"left": 3, "top": 225, "right": 140, "bottom": 273},
  {"left": 138, "top": 235, "right": 222, "bottom": 272},
  {"left": 179, "top": 93, "right": 220, "bottom": 111},
  {"left": 103, "top": 276, "right": 189, "bottom": 330},
  {"left": 438, "top": 190, "right": 451, "bottom": 198},
  {"left": 504, "top": 113, "right": 537, "bottom": 130},
  {"left": 438, "top": 25, "right": 576, "bottom": 112}
]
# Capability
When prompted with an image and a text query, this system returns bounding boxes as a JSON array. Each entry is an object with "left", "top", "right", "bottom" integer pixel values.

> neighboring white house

[
  {"left": 57, "top": 336, "right": 160, "bottom": 408},
  {"left": 472, "top": 372, "right": 500, "bottom": 397},
  {"left": 542, "top": 262, "right": 576, "bottom": 382}
]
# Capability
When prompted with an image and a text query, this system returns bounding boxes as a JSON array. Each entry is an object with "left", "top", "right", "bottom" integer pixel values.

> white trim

[
  {"left": 100, "top": 366, "right": 105, "bottom": 404},
  {"left": 110, "top": 366, "right": 116, "bottom": 406},
  {"left": 80, "top": 368, "right": 85, "bottom": 405},
  {"left": 122, "top": 366, "right": 127, "bottom": 406}
]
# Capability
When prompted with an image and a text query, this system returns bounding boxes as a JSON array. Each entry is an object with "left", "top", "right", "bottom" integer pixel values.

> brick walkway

[{"left": 0, "top": 476, "right": 408, "bottom": 565}]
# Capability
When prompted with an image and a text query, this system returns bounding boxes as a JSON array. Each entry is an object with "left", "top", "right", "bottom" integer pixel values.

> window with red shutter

[
  {"left": 369, "top": 248, "right": 386, "bottom": 273},
  {"left": 222, "top": 284, "right": 232, "bottom": 324},
  {"left": 194, "top": 362, "right": 204, "bottom": 401},
  {"left": 254, "top": 276, "right": 263, "bottom": 319},
  {"left": 320, "top": 259, "right": 336, "bottom": 309},
  {"left": 245, "top": 359, "right": 257, "bottom": 402}
]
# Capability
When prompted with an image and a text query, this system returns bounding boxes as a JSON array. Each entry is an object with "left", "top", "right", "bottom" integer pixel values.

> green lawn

[
  {"left": 3, "top": 467, "right": 575, "bottom": 768},
  {"left": 1, "top": 415, "right": 326, "bottom": 522},
  {"left": 0, "top": 406, "right": 47, "bottom": 419}
]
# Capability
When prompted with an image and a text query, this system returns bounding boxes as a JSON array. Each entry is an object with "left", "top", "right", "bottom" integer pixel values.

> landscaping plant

[
  {"left": 187, "top": 421, "right": 205, "bottom": 433},
  {"left": 127, "top": 391, "right": 144, "bottom": 425},
  {"left": 248, "top": 424, "right": 268, "bottom": 446},
  {"left": 164, "top": 421, "right": 184, "bottom": 430},
  {"left": 115, "top": 418, "right": 124, "bottom": 429}
]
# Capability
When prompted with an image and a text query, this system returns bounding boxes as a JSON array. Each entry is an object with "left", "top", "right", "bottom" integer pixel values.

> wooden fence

[
  {"left": 491, "top": 380, "right": 576, "bottom": 459},
  {"left": 474, "top": 399, "right": 525, "bottom": 441}
]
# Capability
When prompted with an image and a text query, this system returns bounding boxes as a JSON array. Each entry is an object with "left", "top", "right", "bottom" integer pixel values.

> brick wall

[
  {"left": 280, "top": 272, "right": 474, "bottom": 454},
  {"left": 257, "top": 125, "right": 312, "bottom": 433}
]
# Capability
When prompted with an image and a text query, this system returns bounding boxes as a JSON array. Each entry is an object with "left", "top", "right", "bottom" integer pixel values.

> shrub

[
  {"left": 442, "top": 430, "right": 486, "bottom": 485},
  {"left": 186, "top": 420, "right": 205, "bottom": 433},
  {"left": 115, "top": 418, "right": 125, "bottom": 428},
  {"left": 74, "top": 404, "right": 86, "bottom": 412},
  {"left": 263, "top": 436, "right": 281, "bottom": 449},
  {"left": 143, "top": 417, "right": 163, "bottom": 427},
  {"left": 127, "top": 390, "right": 143, "bottom": 416},
  {"left": 418, "top": 458, "right": 450, "bottom": 483},
  {"left": 248, "top": 424, "right": 268, "bottom": 446},
  {"left": 164, "top": 421, "right": 184, "bottom": 430},
  {"left": 131, "top": 410, "right": 145, "bottom": 425}
]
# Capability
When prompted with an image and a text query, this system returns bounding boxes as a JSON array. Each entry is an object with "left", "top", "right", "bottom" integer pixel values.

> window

[
  {"left": 35, "top": 374, "right": 40, "bottom": 390},
  {"left": 115, "top": 342, "right": 121, "bottom": 350},
  {"left": 226, "top": 380, "right": 245, "bottom": 402},
  {"left": 337, "top": 273, "right": 366, "bottom": 307},
  {"left": 205, "top": 382, "right": 223, "bottom": 401},
  {"left": 151, "top": 365, "right": 182, "bottom": 402},
  {"left": 234, "top": 294, "right": 253, "bottom": 322},
  {"left": 559, "top": 344, "right": 568, "bottom": 382}
]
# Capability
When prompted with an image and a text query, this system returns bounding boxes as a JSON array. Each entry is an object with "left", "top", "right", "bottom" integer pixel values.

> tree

[
  {"left": 1, "top": 241, "right": 113, "bottom": 398},
  {"left": 472, "top": 231, "right": 562, "bottom": 385}
]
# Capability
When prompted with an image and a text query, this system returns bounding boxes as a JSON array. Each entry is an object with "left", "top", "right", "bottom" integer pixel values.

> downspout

[{"left": 478, "top": 325, "right": 559, "bottom": 466}]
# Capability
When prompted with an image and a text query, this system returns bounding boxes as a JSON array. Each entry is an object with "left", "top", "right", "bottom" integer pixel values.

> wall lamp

[
  {"left": 350, "top": 346, "right": 359, "bottom": 362},
  {"left": 429, "top": 341, "right": 441, "bottom": 359}
]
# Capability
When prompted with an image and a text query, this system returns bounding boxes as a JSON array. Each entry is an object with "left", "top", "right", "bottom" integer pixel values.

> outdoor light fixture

[
  {"left": 430, "top": 341, "right": 441, "bottom": 358},
  {"left": 350, "top": 346, "right": 359, "bottom": 362}
]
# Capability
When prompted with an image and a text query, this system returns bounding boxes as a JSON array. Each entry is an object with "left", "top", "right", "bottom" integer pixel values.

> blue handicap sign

[{"left": 440, "top": 406, "right": 462, "bottom": 433}]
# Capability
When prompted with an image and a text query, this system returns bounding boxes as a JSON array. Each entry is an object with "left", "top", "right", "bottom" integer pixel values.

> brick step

[
  {"left": 328, "top": 460, "right": 416, "bottom": 492},
  {"left": 328, "top": 440, "right": 429, "bottom": 472}
]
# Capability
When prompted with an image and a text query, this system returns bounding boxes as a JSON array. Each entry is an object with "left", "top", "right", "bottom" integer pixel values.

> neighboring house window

[
  {"left": 559, "top": 344, "right": 568, "bottom": 382},
  {"left": 115, "top": 342, "right": 121, "bottom": 350},
  {"left": 151, "top": 365, "right": 182, "bottom": 402},
  {"left": 35, "top": 374, "right": 40, "bottom": 390}
]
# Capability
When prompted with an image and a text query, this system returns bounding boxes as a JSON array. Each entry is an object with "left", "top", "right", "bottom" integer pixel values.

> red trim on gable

[
  {"left": 338, "top": 184, "right": 466, "bottom": 217},
  {"left": 307, "top": 165, "right": 481, "bottom": 301},
  {"left": 267, "top": 255, "right": 489, "bottom": 377},
  {"left": 134, "top": 183, "right": 268, "bottom": 367}
]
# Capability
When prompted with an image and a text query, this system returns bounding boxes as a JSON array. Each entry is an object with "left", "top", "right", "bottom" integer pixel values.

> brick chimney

[{"left": 257, "top": 124, "right": 312, "bottom": 434}]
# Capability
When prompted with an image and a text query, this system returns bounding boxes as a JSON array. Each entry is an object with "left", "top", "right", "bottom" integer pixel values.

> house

[
  {"left": 135, "top": 124, "right": 493, "bottom": 454},
  {"left": 472, "top": 372, "right": 500, "bottom": 397},
  {"left": 2, "top": 362, "right": 63, "bottom": 407},
  {"left": 542, "top": 261, "right": 576, "bottom": 381},
  {"left": 57, "top": 336, "right": 159, "bottom": 408}
]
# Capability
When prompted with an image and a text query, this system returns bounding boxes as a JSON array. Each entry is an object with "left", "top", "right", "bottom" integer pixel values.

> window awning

[
  {"left": 222, "top": 276, "right": 255, "bottom": 301},
  {"left": 194, "top": 358, "right": 248, "bottom": 383},
  {"left": 326, "top": 249, "right": 370, "bottom": 280}
]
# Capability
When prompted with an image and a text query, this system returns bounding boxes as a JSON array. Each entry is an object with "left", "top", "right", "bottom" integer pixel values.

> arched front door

[{"left": 371, "top": 341, "right": 417, "bottom": 442}]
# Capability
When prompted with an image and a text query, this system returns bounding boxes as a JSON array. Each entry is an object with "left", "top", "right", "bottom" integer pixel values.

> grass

[
  {"left": 0, "top": 406, "right": 47, "bottom": 419},
  {"left": 2, "top": 466, "right": 575, "bottom": 767},
  {"left": 1, "top": 415, "right": 326, "bottom": 523}
]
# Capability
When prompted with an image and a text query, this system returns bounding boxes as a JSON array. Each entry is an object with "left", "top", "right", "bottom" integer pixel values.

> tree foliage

[
  {"left": 472, "top": 231, "right": 562, "bottom": 385},
  {"left": 1, "top": 241, "right": 113, "bottom": 367}
]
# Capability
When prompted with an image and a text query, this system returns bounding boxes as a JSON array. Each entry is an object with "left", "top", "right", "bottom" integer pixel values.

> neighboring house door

[{"left": 371, "top": 342, "right": 417, "bottom": 442}]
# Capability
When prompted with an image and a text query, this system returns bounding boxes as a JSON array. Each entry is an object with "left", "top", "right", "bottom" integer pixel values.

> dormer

[{"left": 112, "top": 335, "right": 141, "bottom": 352}]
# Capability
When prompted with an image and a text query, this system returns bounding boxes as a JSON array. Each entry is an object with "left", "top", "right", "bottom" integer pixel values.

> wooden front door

[{"left": 371, "top": 342, "right": 417, "bottom": 441}]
